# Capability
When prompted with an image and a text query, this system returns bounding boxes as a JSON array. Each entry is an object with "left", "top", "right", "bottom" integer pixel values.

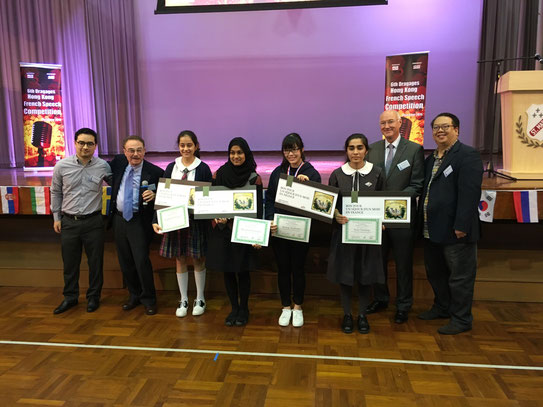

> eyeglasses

[
  {"left": 283, "top": 148, "right": 300, "bottom": 155},
  {"left": 125, "top": 148, "right": 144, "bottom": 154},
  {"left": 76, "top": 141, "right": 96, "bottom": 147},
  {"left": 432, "top": 124, "right": 455, "bottom": 132}
]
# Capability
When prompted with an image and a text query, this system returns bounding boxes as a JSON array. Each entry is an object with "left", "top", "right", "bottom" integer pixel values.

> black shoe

[
  {"left": 417, "top": 308, "right": 449, "bottom": 320},
  {"left": 357, "top": 315, "right": 370, "bottom": 334},
  {"left": 122, "top": 299, "right": 141, "bottom": 311},
  {"left": 437, "top": 323, "right": 471, "bottom": 335},
  {"left": 235, "top": 309, "right": 249, "bottom": 326},
  {"left": 144, "top": 305, "right": 157, "bottom": 315},
  {"left": 394, "top": 310, "right": 408, "bottom": 324},
  {"left": 225, "top": 309, "right": 239, "bottom": 326},
  {"left": 365, "top": 300, "right": 388, "bottom": 314},
  {"left": 87, "top": 298, "right": 100, "bottom": 313},
  {"left": 53, "top": 299, "right": 78, "bottom": 315},
  {"left": 342, "top": 314, "right": 353, "bottom": 334}
]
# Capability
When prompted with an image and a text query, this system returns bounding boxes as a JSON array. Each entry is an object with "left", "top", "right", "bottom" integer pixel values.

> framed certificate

[
  {"left": 193, "top": 185, "right": 258, "bottom": 219},
  {"left": 156, "top": 205, "right": 189, "bottom": 233},
  {"left": 231, "top": 216, "right": 272, "bottom": 246},
  {"left": 342, "top": 191, "right": 411, "bottom": 228},
  {"left": 274, "top": 174, "right": 340, "bottom": 224},
  {"left": 155, "top": 178, "right": 212, "bottom": 211},
  {"left": 342, "top": 218, "right": 382, "bottom": 245},
  {"left": 273, "top": 213, "right": 311, "bottom": 243}
]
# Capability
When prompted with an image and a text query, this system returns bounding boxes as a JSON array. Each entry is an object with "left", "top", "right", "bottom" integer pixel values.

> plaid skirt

[{"left": 159, "top": 218, "right": 208, "bottom": 259}]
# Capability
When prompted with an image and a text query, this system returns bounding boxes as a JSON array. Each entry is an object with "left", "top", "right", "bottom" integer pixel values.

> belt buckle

[{"left": 73, "top": 214, "right": 82, "bottom": 220}]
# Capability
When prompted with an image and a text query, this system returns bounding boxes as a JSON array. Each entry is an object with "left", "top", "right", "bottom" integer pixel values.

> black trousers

[
  {"left": 60, "top": 214, "right": 105, "bottom": 301},
  {"left": 372, "top": 227, "right": 414, "bottom": 311},
  {"left": 114, "top": 213, "right": 156, "bottom": 306},
  {"left": 271, "top": 237, "right": 309, "bottom": 307},
  {"left": 424, "top": 239, "right": 477, "bottom": 328}
]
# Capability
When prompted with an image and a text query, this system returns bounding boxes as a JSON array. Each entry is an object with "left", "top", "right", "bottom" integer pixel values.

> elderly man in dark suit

[
  {"left": 110, "top": 136, "right": 164, "bottom": 315},
  {"left": 418, "top": 112, "right": 483, "bottom": 335},
  {"left": 365, "top": 110, "right": 424, "bottom": 324}
]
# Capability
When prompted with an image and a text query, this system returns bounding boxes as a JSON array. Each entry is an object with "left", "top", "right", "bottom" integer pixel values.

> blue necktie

[
  {"left": 123, "top": 167, "right": 134, "bottom": 221},
  {"left": 385, "top": 144, "right": 395, "bottom": 175}
]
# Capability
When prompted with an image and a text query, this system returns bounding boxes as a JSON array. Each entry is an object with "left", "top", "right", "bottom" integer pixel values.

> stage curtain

[
  {"left": 0, "top": 0, "right": 140, "bottom": 168},
  {"left": 474, "top": 0, "right": 539, "bottom": 153}
]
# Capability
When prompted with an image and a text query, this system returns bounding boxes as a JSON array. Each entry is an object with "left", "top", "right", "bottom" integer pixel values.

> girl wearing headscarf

[
  {"left": 153, "top": 130, "right": 212, "bottom": 318},
  {"left": 328, "top": 133, "right": 385, "bottom": 335},
  {"left": 208, "top": 137, "right": 263, "bottom": 326},
  {"left": 265, "top": 133, "right": 321, "bottom": 328}
]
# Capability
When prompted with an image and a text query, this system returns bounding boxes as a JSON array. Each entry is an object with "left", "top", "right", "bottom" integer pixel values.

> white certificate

[
  {"left": 342, "top": 192, "right": 411, "bottom": 227},
  {"left": 231, "top": 216, "right": 272, "bottom": 246},
  {"left": 156, "top": 205, "right": 189, "bottom": 233},
  {"left": 342, "top": 218, "right": 382, "bottom": 245},
  {"left": 193, "top": 185, "right": 257, "bottom": 219},
  {"left": 275, "top": 174, "right": 339, "bottom": 224},
  {"left": 155, "top": 178, "right": 211, "bottom": 211},
  {"left": 273, "top": 213, "right": 311, "bottom": 243}
]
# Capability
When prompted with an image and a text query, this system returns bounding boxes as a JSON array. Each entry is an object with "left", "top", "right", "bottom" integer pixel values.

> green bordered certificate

[
  {"left": 341, "top": 217, "right": 382, "bottom": 245},
  {"left": 156, "top": 204, "right": 189, "bottom": 233},
  {"left": 231, "top": 216, "right": 272, "bottom": 246},
  {"left": 273, "top": 213, "right": 311, "bottom": 243}
]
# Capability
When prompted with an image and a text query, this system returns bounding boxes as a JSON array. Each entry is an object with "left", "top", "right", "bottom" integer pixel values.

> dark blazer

[
  {"left": 419, "top": 141, "right": 483, "bottom": 245},
  {"left": 109, "top": 155, "right": 164, "bottom": 237}
]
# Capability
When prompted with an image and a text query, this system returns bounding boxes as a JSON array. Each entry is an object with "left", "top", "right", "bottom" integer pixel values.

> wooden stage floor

[{"left": 0, "top": 287, "right": 542, "bottom": 406}]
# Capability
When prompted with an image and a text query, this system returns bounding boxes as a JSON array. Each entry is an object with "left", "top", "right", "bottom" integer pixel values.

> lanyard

[{"left": 289, "top": 162, "right": 304, "bottom": 178}]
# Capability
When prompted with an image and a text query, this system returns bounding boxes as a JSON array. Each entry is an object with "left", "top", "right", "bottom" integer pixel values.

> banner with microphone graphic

[
  {"left": 20, "top": 63, "right": 65, "bottom": 170},
  {"left": 384, "top": 52, "right": 429, "bottom": 145}
]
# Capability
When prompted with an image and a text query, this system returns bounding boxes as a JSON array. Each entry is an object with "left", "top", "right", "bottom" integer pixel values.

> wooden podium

[{"left": 498, "top": 70, "right": 543, "bottom": 179}]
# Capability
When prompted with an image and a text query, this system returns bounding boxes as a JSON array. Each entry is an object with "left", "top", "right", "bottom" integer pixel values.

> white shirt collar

[
  {"left": 341, "top": 161, "right": 373, "bottom": 176},
  {"left": 384, "top": 135, "right": 401, "bottom": 149},
  {"left": 175, "top": 156, "right": 201, "bottom": 172}
]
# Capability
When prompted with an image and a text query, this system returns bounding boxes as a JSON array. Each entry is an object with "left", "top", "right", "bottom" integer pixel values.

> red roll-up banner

[
  {"left": 384, "top": 52, "right": 429, "bottom": 145},
  {"left": 20, "top": 63, "right": 66, "bottom": 170}
]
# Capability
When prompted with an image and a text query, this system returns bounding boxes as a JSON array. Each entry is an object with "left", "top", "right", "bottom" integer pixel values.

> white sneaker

[
  {"left": 192, "top": 299, "right": 206, "bottom": 316},
  {"left": 176, "top": 300, "right": 188, "bottom": 318},
  {"left": 278, "top": 308, "right": 292, "bottom": 326},
  {"left": 292, "top": 309, "right": 304, "bottom": 327}
]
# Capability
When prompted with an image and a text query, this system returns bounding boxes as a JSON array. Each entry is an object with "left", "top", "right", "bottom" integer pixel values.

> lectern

[{"left": 498, "top": 70, "right": 543, "bottom": 179}]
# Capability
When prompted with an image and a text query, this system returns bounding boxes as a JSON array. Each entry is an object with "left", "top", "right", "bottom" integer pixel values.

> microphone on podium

[{"left": 535, "top": 54, "right": 543, "bottom": 64}]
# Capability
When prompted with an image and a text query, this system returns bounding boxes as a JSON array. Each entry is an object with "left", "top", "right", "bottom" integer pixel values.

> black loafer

[
  {"left": 437, "top": 323, "right": 471, "bottom": 335},
  {"left": 394, "top": 311, "right": 408, "bottom": 324},
  {"left": 87, "top": 298, "right": 100, "bottom": 313},
  {"left": 365, "top": 300, "right": 388, "bottom": 314},
  {"left": 122, "top": 299, "right": 141, "bottom": 311},
  {"left": 225, "top": 310, "right": 238, "bottom": 326},
  {"left": 235, "top": 309, "right": 249, "bottom": 326},
  {"left": 342, "top": 314, "right": 353, "bottom": 334},
  {"left": 53, "top": 299, "right": 78, "bottom": 315},
  {"left": 417, "top": 308, "right": 449, "bottom": 320},
  {"left": 144, "top": 305, "right": 157, "bottom": 315},
  {"left": 357, "top": 315, "right": 370, "bottom": 334}
]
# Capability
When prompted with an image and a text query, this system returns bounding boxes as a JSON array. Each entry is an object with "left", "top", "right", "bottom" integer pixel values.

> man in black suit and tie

[
  {"left": 418, "top": 113, "right": 483, "bottom": 335},
  {"left": 365, "top": 110, "right": 424, "bottom": 324},
  {"left": 110, "top": 136, "right": 164, "bottom": 315}
]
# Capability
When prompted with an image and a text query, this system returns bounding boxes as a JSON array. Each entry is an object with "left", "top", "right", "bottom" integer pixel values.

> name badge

[
  {"left": 397, "top": 160, "right": 411, "bottom": 171},
  {"left": 443, "top": 165, "right": 453, "bottom": 177}
]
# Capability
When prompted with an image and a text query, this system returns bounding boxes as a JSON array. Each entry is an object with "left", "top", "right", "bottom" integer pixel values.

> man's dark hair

[
  {"left": 431, "top": 112, "right": 460, "bottom": 130},
  {"left": 75, "top": 128, "right": 97, "bottom": 143},
  {"left": 123, "top": 135, "right": 145, "bottom": 148}
]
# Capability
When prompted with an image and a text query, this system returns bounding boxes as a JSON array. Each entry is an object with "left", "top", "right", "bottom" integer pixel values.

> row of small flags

[
  {"left": 1, "top": 185, "right": 539, "bottom": 223},
  {"left": 0, "top": 186, "right": 112, "bottom": 215},
  {"left": 479, "top": 190, "right": 540, "bottom": 223}
]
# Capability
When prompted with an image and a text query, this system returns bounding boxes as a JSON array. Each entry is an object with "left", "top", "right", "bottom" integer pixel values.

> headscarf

[{"left": 214, "top": 137, "right": 257, "bottom": 188}]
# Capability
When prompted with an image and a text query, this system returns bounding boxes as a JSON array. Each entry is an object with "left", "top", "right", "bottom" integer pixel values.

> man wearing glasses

[
  {"left": 365, "top": 110, "right": 424, "bottom": 324},
  {"left": 110, "top": 136, "right": 164, "bottom": 315},
  {"left": 51, "top": 128, "right": 112, "bottom": 314},
  {"left": 418, "top": 113, "right": 483, "bottom": 334}
]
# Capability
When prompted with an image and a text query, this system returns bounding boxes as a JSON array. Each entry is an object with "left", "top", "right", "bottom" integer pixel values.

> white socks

[
  {"left": 176, "top": 271, "right": 188, "bottom": 302},
  {"left": 194, "top": 268, "right": 206, "bottom": 301}
]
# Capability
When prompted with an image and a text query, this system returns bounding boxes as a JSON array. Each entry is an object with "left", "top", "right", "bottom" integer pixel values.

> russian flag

[{"left": 513, "top": 190, "right": 539, "bottom": 223}]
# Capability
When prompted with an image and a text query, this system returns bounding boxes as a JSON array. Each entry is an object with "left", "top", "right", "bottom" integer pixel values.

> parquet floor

[{"left": 0, "top": 287, "right": 542, "bottom": 407}]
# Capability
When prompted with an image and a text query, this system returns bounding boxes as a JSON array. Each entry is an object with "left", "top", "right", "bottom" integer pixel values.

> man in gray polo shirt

[{"left": 50, "top": 128, "right": 111, "bottom": 314}]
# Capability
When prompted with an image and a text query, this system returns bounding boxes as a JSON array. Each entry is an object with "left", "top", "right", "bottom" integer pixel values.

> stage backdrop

[{"left": 134, "top": 0, "right": 482, "bottom": 152}]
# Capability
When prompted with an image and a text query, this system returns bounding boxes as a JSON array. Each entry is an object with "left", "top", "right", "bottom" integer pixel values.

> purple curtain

[{"left": 0, "top": 0, "right": 140, "bottom": 167}]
